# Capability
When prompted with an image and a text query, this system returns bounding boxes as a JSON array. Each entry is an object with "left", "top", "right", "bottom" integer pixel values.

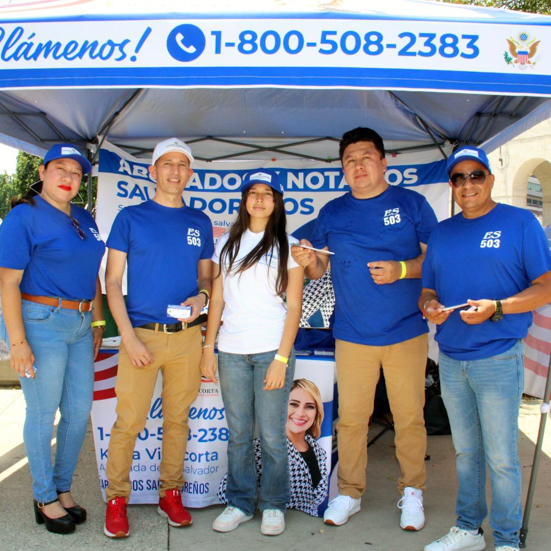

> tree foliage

[
  {"left": 0, "top": 172, "right": 16, "bottom": 220},
  {"left": 442, "top": 0, "right": 551, "bottom": 14},
  {"left": 0, "top": 151, "right": 97, "bottom": 218},
  {"left": 12, "top": 150, "right": 42, "bottom": 192}
]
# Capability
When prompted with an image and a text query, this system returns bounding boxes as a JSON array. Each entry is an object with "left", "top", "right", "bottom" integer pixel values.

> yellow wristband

[
  {"left": 274, "top": 354, "right": 288, "bottom": 365},
  {"left": 91, "top": 320, "right": 106, "bottom": 328},
  {"left": 399, "top": 261, "right": 407, "bottom": 280},
  {"left": 199, "top": 288, "right": 210, "bottom": 298}
]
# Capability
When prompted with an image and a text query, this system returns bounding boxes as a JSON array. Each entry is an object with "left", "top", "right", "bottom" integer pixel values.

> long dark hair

[
  {"left": 219, "top": 188, "right": 289, "bottom": 296},
  {"left": 11, "top": 180, "right": 41, "bottom": 209}
]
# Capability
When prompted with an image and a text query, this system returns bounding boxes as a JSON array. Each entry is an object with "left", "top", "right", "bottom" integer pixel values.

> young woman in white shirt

[{"left": 200, "top": 169, "right": 303, "bottom": 536}]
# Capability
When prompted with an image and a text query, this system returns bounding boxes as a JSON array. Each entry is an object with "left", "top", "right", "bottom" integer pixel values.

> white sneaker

[
  {"left": 323, "top": 494, "right": 361, "bottom": 526},
  {"left": 260, "top": 509, "right": 285, "bottom": 536},
  {"left": 424, "top": 526, "right": 486, "bottom": 551},
  {"left": 212, "top": 506, "right": 253, "bottom": 533},
  {"left": 397, "top": 487, "right": 425, "bottom": 531}
]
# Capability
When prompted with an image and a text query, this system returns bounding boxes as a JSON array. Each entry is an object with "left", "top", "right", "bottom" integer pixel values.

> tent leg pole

[
  {"left": 87, "top": 172, "right": 93, "bottom": 213},
  {"left": 519, "top": 355, "right": 551, "bottom": 548}
]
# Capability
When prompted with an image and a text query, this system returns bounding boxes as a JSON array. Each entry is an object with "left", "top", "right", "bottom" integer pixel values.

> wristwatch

[
  {"left": 198, "top": 290, "right": 209, "bottom": 308},
  {"left": 490, "top": 299, "right": 503, "bottom": 322}
]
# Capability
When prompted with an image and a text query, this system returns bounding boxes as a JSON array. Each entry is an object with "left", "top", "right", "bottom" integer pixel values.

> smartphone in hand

[{"left": 441, "top": 303, "right": 470, "bottom": 312}]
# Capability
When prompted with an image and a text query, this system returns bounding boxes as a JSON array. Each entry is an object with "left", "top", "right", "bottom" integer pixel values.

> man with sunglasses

[
  {"left": 102, "top": 138, "right": 214, "bottom": 538},
  {"left": 421, "top": 146, "right": 551, "bottom": 551}
]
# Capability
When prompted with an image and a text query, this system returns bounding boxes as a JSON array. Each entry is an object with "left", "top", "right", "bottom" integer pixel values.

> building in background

[
  {"left": 527, "top": 176, "right": 543, "bottom": 223},
  {"left": 488, "top": 118, "right": 551, "bottom": 227}
]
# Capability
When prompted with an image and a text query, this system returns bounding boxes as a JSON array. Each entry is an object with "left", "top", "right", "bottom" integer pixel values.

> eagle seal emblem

[{"left": 505, "top": 32, "right": 540, "bottom": 67}]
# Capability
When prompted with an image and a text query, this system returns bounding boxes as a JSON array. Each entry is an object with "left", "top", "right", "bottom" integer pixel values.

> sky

[{"left": 0, "top": 144, "right": 18, "bottom": 175}]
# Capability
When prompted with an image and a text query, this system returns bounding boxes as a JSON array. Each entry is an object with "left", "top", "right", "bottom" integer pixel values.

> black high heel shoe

[
  {"left": 33, "top": 499, "right": 76, "bottom": 534},
  {"left": 57, "top": 490, "right": 87, "bottom": 524}
]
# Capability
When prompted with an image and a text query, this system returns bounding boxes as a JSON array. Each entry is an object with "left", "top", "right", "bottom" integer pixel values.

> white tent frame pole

[{"left": 520, "top": 364, "right": 551, "bottom": 548}]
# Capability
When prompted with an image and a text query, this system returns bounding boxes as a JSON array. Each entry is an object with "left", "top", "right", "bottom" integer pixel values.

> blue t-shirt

[
  {"left": 107, "top": 200, "right": 214, "bottom": 327},
  {"left": 0, "top": 196, "right": 105, "bottom": 299},
  {"left": 422, "top": 203, "right": 551, "bottom": 360},
  {"left": 311, "top": 186, "right": 438, "bottom": 346}
]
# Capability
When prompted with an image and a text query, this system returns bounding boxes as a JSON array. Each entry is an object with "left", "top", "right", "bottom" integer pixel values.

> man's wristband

[
  {"left": 274, "top": 354, "right": 288, "bottom": 365},
  {"left": 399, "top": 261, "right": 407, "bottom": 280},
  {"left": 91, "top": 320, "right": 106, "bottom": 329}
]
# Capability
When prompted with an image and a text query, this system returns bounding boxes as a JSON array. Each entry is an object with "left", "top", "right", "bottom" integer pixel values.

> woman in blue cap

[
  {"left": 0, "top": 144, "right": 106, "bottom": 534},
  {"left": 200, "top": 169, "right": 303, "bottom": 536}
]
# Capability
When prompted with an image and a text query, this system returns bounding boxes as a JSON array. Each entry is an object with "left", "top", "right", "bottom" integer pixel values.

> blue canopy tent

[
  {"left": 0, "top": 0, "right": 550, "bottom": 163},
  {"left": 0, "top": 1, "right": 550, "bottom": 546}
]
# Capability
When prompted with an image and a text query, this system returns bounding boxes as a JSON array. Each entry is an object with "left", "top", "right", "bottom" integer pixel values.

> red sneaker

[
  {"left": 104, "top": 497, "right": 129, "bottom": 538},
  {"left": 158, "top": 489, "right": 192, "bottom": 527}
]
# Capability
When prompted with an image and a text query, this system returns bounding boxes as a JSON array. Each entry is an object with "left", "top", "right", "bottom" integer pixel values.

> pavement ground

[{"left": 1, "top": 388, "right": 550, "bottom": 551}]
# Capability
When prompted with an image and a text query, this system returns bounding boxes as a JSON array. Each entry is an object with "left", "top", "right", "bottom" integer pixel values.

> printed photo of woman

[{"left": 218, "top": 378, "right": 329, "bottom": 518}]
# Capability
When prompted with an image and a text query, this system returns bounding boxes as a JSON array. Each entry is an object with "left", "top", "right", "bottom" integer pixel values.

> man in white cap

[
  {"left": 421, "top": 146, "right": 551, "bottom": 551},
  {"left": 103, "top": 138, "right": 214, "bottom": 538}
]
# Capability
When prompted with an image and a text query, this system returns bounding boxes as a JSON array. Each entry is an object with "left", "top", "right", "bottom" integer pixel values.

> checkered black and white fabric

[
  {"left": 300, "top": 269, "right": 335, "bottom": 328},
  {"left": 218, "top": 435, "right": 329, "bottom": 517}
]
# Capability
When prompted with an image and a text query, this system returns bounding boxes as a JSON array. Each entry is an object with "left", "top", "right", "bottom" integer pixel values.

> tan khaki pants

[
  {"left": 335, "top": 334, "right": 428, "bottom": 498},
  {"left": 105, "top": 326, "right": 202, "bottom": 500}
]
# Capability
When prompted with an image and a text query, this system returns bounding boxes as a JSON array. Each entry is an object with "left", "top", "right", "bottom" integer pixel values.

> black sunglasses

[
  {"left": 450, "top": 170, "right": 488, "bottom": 188},
  {"left": 69, "top": 215, "right": 87, "bottom": 240}
]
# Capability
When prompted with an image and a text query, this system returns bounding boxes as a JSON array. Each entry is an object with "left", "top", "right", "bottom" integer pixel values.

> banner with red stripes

[{"left": 524, "top": 305, "right": 551, "bottom": 399}]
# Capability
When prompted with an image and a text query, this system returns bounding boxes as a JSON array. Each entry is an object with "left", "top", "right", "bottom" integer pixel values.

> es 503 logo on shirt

[
  {"left": 187, "top": 228, "right": 202, "bottom": 247},
  {"left": 383, "top": 208, "right": 401, "bottom": 226},
  {"left": 480, "top": 231, "right": 501, "bottom": 248},
  {"left": 89, "top": 228, "right": 102, "bottom": 242}
]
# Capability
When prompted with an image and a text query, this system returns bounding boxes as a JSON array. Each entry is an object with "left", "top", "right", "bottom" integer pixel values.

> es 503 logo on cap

[
  {"left": 249, "top": 172, "right": 273, "bottom": 183},
  {"left": 455, "top": 149, "right": 479, "bottom": 159}
]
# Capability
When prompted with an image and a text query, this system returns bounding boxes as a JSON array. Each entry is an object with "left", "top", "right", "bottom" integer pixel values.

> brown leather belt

[
  {"left": 21, "top": 293, "right": 94, "bottom": 312},
  {"left": 138, "top": 314, "right": 206, "bottom": 333}
]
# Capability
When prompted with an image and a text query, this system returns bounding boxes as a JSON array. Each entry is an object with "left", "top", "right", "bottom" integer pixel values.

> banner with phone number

[
  {"left": 96, "top": 140, "right": 450, "bottom": 285},
  {"left": 91, "top": 352, "right": 337, "bottom": 507},
  {"left": 0, "top": 17, "right": 549, "bottom": 93}
]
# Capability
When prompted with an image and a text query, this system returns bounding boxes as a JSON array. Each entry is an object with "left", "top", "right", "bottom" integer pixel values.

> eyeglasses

[
  {"left": 450, "top": 170, "right": 488, "bottom": 188},
  {"left": 69, "top": 215, "right": 87, "bottom": 240}
]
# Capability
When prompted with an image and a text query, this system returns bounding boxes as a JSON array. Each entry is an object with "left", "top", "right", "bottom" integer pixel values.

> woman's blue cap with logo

[
  {"left": 446, "top": 146, "right": 492, "bottom": 176},
  {"left": 43, "top": 144, "right": 92, "bottom": 175},
  {"left": 241, "top": 169, "right": 284, "bottom": 196}
]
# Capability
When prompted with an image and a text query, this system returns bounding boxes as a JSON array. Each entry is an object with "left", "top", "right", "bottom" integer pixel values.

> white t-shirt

[{"left": 213, "top": 229, "right": 300, "bottom": 354}]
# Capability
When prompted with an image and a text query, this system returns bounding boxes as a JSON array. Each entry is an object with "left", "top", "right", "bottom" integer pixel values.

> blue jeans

[
  {"left": 218, "top": 349, "right": 295, "bottom": 515},
  {"left": 17, "top": 300, "right": 94, "bottom": 503},
  {"left": 439, "top": 340, "right": 524, "bottom": 549}
]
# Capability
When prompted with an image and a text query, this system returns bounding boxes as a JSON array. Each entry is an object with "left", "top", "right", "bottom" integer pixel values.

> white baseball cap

[{"left": 152, "top": 138, "right": 194, "bottom": 166}]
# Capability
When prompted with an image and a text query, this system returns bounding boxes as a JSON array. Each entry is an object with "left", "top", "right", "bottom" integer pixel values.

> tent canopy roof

[
  {"left": 1, "top": 0, "right": 550, "bottom": 23},
  {"left": 1, "top": 0, "right": 550, "bottom": 162}
]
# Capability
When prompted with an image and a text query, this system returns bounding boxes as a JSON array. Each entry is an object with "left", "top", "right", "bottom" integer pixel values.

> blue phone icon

[{"left": 167, "top": 24, "right": 205, "bottom": 62}]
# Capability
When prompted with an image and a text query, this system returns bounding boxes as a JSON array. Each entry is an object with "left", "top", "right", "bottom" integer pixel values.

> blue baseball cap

[
  {"left": 446, "top": 146, "right": 492, "bottom": 176},
  {"left": 240, "top": 169, "right": 284, "bottom": 196},
  {"left": 43, "top": 144, "right": 92, "bottom": 175}
]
